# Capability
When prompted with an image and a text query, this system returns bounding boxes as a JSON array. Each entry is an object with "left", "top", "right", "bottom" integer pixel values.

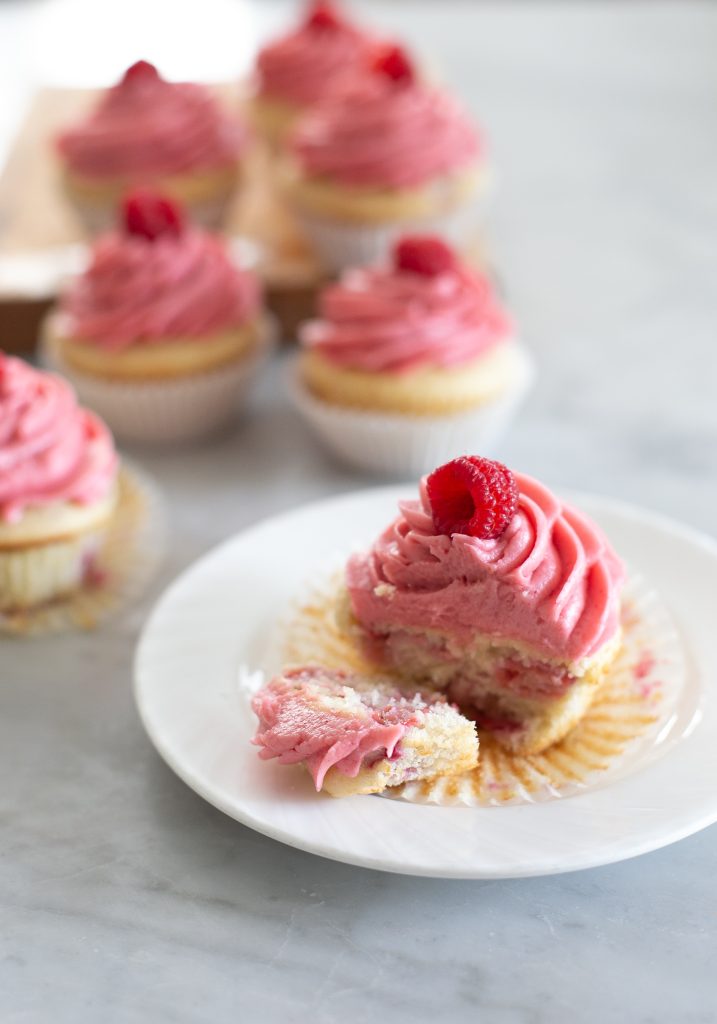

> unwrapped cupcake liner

[
  {"left": 41, "top": 321, "right": 275, "bottom": 446},
  {"left": 269, "top": 568, "right": 687, "bottom": 807},
  {"left": 0, "top": 462, "right": 165, "bottom": 636},
  {"left": 287, "top": 345, "right": 535, "bottom": 478}
]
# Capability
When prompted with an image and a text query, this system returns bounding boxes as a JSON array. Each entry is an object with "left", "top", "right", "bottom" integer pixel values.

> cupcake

[
  {"left": 42, "top": 190, "right": 269, "bottom": 444},
  {"left": 0, "top": 353, "right": 118, "bottom": 612},
  {"left": 291, "top": 236, "right": 533, "bottom": 476},
  {"left": 342, "top": 457, "right": 626, "bottom": 755},
  {"left": 284, "top": 44, "right": 488, "bottom": 270},
  {"left": 56, "top": 60, "right": 247, "bottom": 233},
  {"left": 251, "top": 665, "right": 478, "bottom": 797},
  {"left": 251, "top": 1, "right": 372, "bottom": 148}
]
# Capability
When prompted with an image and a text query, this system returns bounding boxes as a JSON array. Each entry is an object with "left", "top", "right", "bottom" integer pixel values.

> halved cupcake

[
  {"left": 0, "top": 353, "right": 118, "bottom": 612},
  {"left": 284, "top": 43, "right": 489, "bottom": 270},
  {"left": 343, "top": 457, "right": 626, "bottom": 754},
  {"left": 252, "top": 665, "right": 478, "bottom": 796},
  {"left": 43, "top": 190, "right": 269, "bottom": 444},
  {"left": 291, "top": 236, "right": 533, "bottom": 476},
  {"left": 56, "top": 60, "right": 247, "bottom": 233},
  {"left": 251, "top": 1, "right": 373, "bottom": 148}
]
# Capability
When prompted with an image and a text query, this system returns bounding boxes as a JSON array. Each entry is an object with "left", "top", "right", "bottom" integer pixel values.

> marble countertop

[{"left": 2, "top": 2, "right": 716, "bottom": 1021}]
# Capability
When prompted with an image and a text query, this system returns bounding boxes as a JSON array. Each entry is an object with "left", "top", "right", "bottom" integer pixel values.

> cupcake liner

[
  {"left": 287, "top": 345, "right": 535, "bottom": 478},
  {"left": 41, "top": 320, "right": 276, "bottom": 446},
  {"left": 269, "top": 568, "right": 688, "bottom": 807},
  {"left": 0, "top": 462, "right": 165, "bottom": 636},
  {"left": 294, "top": 193, "right": 489, "bottom": 273},
  {"left": 0, "top": 527, "right": 106, "bottom": 613},
  {"left": 66, "top": 192, "right": 237, "bottom": 236}
]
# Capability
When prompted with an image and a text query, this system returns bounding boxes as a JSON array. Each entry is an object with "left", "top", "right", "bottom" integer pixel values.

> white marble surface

[{"left": 2, "top": 2, "right": 717, "bottom": 1021}]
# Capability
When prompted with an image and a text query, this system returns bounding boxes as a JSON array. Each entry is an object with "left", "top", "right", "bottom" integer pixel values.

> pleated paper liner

[
  {"left": 0, "top": 462, "right": 165, "bottom": 636},
  {"left": 279, "top": 571, "right": 688, "bottom": 806}
]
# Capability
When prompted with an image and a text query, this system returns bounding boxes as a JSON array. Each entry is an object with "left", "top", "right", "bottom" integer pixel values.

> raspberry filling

[
  {"left": 426, "top": 456, "right": 519, "bottom": 539},
  {"left": 252, "top": 667, "right": 424, "bottom": 790},
  {"left": 122, "top": 189, "right": 184, "bottom": 241}
]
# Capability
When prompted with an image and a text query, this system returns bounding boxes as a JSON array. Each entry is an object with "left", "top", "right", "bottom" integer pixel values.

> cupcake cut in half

[
  {"left": 292, "top": 236, "right": 533, "bottom": 476},
  {"left": 0, "top": 354, "right": 118, "bottom": 612},
  {"left": 251, "top": 1, "right": 374, "bottom": 148},
  {"left": 43, "top": 190, "right": 269, "bottom": 444},
  {"left": 343, "top": 457, "right": 626, "bottom": 755},
  {"left": 252, "top": 665, "right": 479, "bottom": 797},
  {"left": 56, "top": 61, "right": 247, "bottom": 233},
  {"left": 284, "top": 44, "right": 488, "bottom": 270}
]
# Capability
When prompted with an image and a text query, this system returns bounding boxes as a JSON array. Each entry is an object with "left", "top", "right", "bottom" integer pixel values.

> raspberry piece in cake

[
  {"left": 123, "top": 189, "right": 184, "bottom": 241},
  {"left": 394, "top": 236, "right": 457, "bottom": 277},
  {"left": 251, "top": 666, "right": 478, "bottom": 797},
  {"left": 426, "top": 455, "right": 518, "bottom": 540}
]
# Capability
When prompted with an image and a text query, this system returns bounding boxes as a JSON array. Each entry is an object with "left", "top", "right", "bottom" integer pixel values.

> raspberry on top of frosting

[
  {"left": 290, "top": 45, "right": 481, "bottom": 188},
  {"left": 346, "top": 464, "right": 626, "bottom": 662},
  {"left": 255, "top": 1, "right": 372, "bottom": 107},
  {"left": 299, "top": 236, "right": 512, "bottom": 374},
  {"left": 56, "top": 61, "right": 246, "bottom": 179},
  {"left": 0, "top": 354, "right": 117, "bottom": 524},
  {"left": 58, "top": 191, "right": 261, "bottom": 350}
]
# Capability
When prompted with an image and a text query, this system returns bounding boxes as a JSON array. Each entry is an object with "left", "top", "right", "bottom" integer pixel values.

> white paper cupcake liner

[
  {"left": 295, "top": 194, "right": 489, "bottom": 273},
  {"left": 41, "top": 321, "right": 275, "bottom": 446},
  {"left": 0, "top": 462, "right": 165, "bottom": 636},
  {"left": 287, "top": 345, "right": 535, "bottom": 478},
  {"left": 270, "top": 568, "right": 688, "bottom": 807}
]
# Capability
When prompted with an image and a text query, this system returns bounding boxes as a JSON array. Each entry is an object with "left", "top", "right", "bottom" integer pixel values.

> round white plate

[{"left": 134, "top": 488, "right": 717, "bottom": 878}]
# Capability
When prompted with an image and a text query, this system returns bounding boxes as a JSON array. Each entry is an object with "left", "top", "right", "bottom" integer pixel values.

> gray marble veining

[{"left": 2, "top": 2, "right": 717, "bottom": 1022}]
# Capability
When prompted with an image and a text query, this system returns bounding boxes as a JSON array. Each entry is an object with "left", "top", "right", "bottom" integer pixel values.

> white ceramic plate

[{"left": 134, "top": 488, "right": 717, "bottom": 878}]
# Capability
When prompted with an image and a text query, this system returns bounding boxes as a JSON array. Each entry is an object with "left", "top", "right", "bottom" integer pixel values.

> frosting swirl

[
  {"left": 291, "top": 74, "right": 481, "bottom": 188},
  {"left": 301, "top": 263, "right": 512, "bottom": 372},
  {"left": 256, "top": 16, "right": 370, "bottom": 107},
  {"left": 0, "top": 355, "right": 117, "bottom": 524},
  {"left": 57, "top": 67, "right": 246, "bottom": 179},
  {"left": 60, "top": 230, "right": 260, "bottom": 349},
  {"left": 346, "top": 474, "right": 625, "bottom": 661}
]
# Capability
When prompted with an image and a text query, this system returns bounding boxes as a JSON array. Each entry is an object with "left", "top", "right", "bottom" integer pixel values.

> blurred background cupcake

[
  {"left": 251, "top": 0, "right": 373, "bottom": 149},
  {"left": 0, "top": 352, "right": 118, "bottom": 612},
  {"left": 55, "top": 60, "right": 248, "bottom": 234},
  {"left": 42, "top": 189, "right": 271, "bottom": 445},
  {"left": 290, "top": 235, "right": 534, "bottom": 476},
  {"left": 284, "top": 43, "right": 490, "bottom": 272}
]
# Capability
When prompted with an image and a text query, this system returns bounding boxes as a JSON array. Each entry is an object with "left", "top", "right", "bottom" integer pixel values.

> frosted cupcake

[
  {"left": 56, "top": 60, "right": 247, "bottom": 233},
  {"left": 0, "top": 354, "right": 118, "bottom": 612},
  {"left": 43, "top": 190, "right": 269, "bottom": 444},
  {"left": 285, "top": 44, "right": 487, "bottom": 270},
  {"left": 291, "top": 236, "right": 533, "bottom": 476},
  {"left": 251, "top": 1, "right": 372, "bottom": 147}
]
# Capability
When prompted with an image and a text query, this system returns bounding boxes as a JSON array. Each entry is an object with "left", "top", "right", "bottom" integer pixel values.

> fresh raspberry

[
  {"left": 371, "top": 43, "right": 415, "bottom": 85},
  {"left": 121, "top": 60, "right": 159, "bottom": 85},
  {"left": 122, "top": 189, "right": 184, "bottom": 241},
  {"left": 426, "top": 456, "right": 519, "bottom": 540},
  {"left": 394, "top": 236, "right": 457, "bottom": 276},
  {"left": 305, "top": 1, "right": 344, "bottom": 31}
]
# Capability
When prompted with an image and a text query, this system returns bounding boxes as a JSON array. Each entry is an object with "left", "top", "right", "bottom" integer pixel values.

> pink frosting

[
  {"left": 252, "top": 667, "right": 420, "bottom": 790},
  {"left": 59, "top": 230, "right": 261, "bottom": 349},
  {"left": 300, "top": 262, "right": 511, "bottom": 372},
  {"left": 57, "top": 69, "right": 245, "bottom": 179},
  {"left": 291, "top": 74, "right": 481, "bottom": 188},
  {"left": 0, "top": 355, "right": 117, "bottom": 524},
  {"left": 256, "top": 14, "right": 370, "bottom": 107},
  {"left": 346, "top": 474, "right": 626, "bottom": 662}
]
